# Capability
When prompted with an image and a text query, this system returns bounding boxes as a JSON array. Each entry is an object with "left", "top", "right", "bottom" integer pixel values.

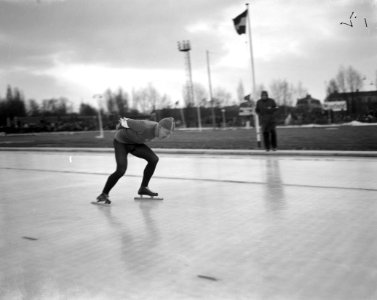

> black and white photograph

[{"left": 1, "top": 0, "right": 377, "bottom": 299}]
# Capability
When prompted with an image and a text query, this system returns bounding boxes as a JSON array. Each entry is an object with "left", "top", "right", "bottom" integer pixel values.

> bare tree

[
  {"left": 182, "top": 82, "right": 207, "bottom": 107},
  {"left": 6, "top": 85, "right": 13, "bottom": 101},
  {"left": 104, "top": 89, "right": 118, "bottom": 114},
  {"left": 133, "top": 83, "right": 170, "bottom": 113},
  {"left": 159, "top": 94, "right": 172, "bottom": 109},
  {"left": 269, "top": 79, "right": 293, "bottom": 107},
  {"left": 336, "top": 66, "right": 347, "bottom": 92},
  {"left": 1, "top": 86, "right": 27, "bottom": 120},
  {"left": 326, "top": 79, "right": 338, "bottom": 95},
  {"left": 114, "top": 88, "right": 129, "bottom": 116},
  {"left": 332, "top": 65, "right": 363, "bottom": 93},
  {"left": 254, "top": 84, "right": 266, "bottom": 102},
  {"left": 213, "top": 87, "right": 232, "bottom": 107},
  {"left": 295, "top": 81, "right": 308, "bottom": 100},
  {"left": 345, "top": 66, "right": 363, "bottom": 92},
  {"left": 289, "top": 82, "right": 308, "bottom": 106},
  {"left": 236, "top": 80, "right": 245, "bottom": 103},
  {"left": 28, "top": 99, "right": 40, "bottom": 116},
  {"left": 41, "top": 97, "right": 70, "bottom": 115},
  {"left": 193, "top": 83, "right": 207, "bottom": 107},
  {"left": 102, "top": 88, "right": 129, "bottom": 116},
  {"left": 181, "top": 83, "right": 191, "bottom": 107},
  {"left": 132, "top": 85, "right": 155, "bottom": 113},
  {"left": 79, "top": 103, "right": 97, "bottom": 116}
]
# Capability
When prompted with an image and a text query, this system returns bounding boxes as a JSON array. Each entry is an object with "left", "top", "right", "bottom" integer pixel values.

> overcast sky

[{"left": 0, "top": 0, "right": 376, "bottom": 109}]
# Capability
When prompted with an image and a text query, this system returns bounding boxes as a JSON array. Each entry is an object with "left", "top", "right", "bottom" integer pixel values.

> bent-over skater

[{"left": 95, "top": 117, "right": 175, "bottom": 205}]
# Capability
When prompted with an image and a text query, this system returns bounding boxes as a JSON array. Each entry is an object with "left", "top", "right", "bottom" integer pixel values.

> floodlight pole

[
  {"left": 177, "top": 40, "right": 202, "bottom": 130},
  {"left": 93, "top": 94, "right": 104, "bottom": 139},
  {"left": 206, "top": 50, "right": 216, "bottom": 128}
]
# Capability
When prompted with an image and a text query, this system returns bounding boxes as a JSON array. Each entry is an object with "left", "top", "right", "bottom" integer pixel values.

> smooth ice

[{"left": 1, "top": 150, "right": 377, "bottom": 300}]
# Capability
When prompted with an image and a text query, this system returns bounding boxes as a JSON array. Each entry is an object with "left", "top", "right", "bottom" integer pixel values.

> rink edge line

[
  {"left": 2, "top": 166, "right": 377, "bottom": 193},
  {"left": 1, "top": 147, "right": 377, "bottom": 157}
]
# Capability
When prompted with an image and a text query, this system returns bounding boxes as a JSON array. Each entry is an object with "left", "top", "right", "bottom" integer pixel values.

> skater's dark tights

[{"left": 102, "top": 140, "right": 159, "bottom": 195}]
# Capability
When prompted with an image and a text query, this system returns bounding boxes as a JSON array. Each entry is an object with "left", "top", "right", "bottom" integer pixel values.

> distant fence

[{"left": 1, "top": 105, "right": 376, "bottom": 134}]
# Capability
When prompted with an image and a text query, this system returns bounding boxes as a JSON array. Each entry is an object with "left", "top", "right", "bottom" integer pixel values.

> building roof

[
  {"left": 296, "top": 94, "right": 321, "bottom": 106},
  {"left": 326, "top": 90, "right": 377, "bottom": 101},
  {"left": 297, "top": 94, "right": 320, "bottom": 102}
]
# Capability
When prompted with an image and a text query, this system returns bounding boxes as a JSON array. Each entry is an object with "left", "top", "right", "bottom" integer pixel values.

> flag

[{"left": 233, "top": 9, "right": 248, "bottom": 34}]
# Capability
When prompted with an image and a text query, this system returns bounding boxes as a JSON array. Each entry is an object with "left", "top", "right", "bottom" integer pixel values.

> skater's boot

[
  {"left": 138, "top": 186, "right": 158, "bottom": 197},
  {"left": 96, "top": 193, "right": 111, "bottom": 205}
]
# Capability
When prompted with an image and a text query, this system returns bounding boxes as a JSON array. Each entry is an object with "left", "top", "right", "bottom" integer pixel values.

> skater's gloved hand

[{"left": 119, "top": 117, "right": 130, "bottom": 128}]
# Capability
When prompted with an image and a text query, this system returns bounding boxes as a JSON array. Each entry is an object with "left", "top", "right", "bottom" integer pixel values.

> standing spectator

[{"left": 256, "top": 91, "right": 278, "bottom": 151}]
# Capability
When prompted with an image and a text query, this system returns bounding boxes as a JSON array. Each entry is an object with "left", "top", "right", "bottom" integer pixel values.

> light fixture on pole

[
  {"left": 93, "top": 94, "right": 104, "bottom": 139},
  {"left": 177, "top": 40, "right": 202, "bottom": 130}
]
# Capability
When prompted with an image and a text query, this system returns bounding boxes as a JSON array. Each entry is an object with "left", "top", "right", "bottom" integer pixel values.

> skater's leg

[
  {"left": 102, "top": 140, "right": 129, "bottom": 195},
  {"left": 131, "top": 144, "right": 159, "bottom": 187}
]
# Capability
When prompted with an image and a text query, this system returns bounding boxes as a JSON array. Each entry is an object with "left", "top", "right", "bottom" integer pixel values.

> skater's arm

[{"left": 116, "top": 117, "right": 130, "bottom": 130}]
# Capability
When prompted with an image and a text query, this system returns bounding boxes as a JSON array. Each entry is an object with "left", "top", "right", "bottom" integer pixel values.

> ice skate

[
  {"left": 91, "top": 193, "right": 111, "bottom": 206},
  {"left": 134, "top": 186, "right": 163, "bottom": 201}
]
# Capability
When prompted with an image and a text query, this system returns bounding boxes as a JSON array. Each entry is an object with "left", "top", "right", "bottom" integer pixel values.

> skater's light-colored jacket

[{"left": 115, "top": 119, "right": 158, "bottom": 144}]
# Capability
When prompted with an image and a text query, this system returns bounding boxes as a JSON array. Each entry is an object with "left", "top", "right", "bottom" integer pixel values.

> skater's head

[
  {"left": 261, "top": 91, "right": 268, "bottom": 99},
  {"left": 157, "top": 117, "right": 175, "bottom": 139}
]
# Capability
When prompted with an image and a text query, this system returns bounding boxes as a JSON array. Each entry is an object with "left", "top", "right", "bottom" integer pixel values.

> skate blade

[
  {"left": 91, "top": 201, "right": 111, "bottom": 207},
  {"left": 134, "top": 196, "right": 163, "bottom": 201}
]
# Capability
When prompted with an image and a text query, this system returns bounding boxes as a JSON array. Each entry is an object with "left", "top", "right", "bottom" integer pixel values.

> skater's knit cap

[{"left": 158, "top": 117, "right": 175, "bottom": 131}]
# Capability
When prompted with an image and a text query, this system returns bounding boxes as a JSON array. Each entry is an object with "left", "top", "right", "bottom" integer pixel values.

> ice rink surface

[{"left": 1, "top": 150, "right": 377, "bottom": 300}]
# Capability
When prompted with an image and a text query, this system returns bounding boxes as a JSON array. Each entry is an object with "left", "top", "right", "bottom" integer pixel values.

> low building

[
  {"left": 296, "top": 95, "right": 322, "bottom": 111},
  {"left": 324, "top": 90, "right": 377, "bottom": 117}
]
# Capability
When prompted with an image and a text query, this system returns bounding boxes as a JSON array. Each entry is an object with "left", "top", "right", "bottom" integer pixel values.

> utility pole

[
  {"left": 206, "top": 50, "right": 216, "bottom": 128},
  {"left": 177, "top": 40, "right": 202, "bottom": 130},
  {"left": 93, "top": 94, "right": 104, "bottom": 139},
  {"left": 175, "top": 100, "right": 187, "bottom": 128}
]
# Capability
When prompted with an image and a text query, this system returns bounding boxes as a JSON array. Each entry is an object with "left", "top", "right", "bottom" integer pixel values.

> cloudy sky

[{"left": 0, "top": 0, "right": 376, "bottom": 110}]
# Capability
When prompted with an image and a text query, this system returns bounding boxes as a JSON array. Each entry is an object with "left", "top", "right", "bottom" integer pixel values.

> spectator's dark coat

[{"left": 256, "top": 98, "right": 278, "bottom": 131}]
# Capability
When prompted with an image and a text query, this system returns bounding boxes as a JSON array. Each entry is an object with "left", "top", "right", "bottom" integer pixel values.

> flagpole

[{"left": 246, "top": 3, "right": 261, "bottom": 148}]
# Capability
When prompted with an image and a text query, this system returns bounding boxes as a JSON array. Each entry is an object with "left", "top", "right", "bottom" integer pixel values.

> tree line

[{"left": 0, "top": 65, "right": 374, "bottom": 129}]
